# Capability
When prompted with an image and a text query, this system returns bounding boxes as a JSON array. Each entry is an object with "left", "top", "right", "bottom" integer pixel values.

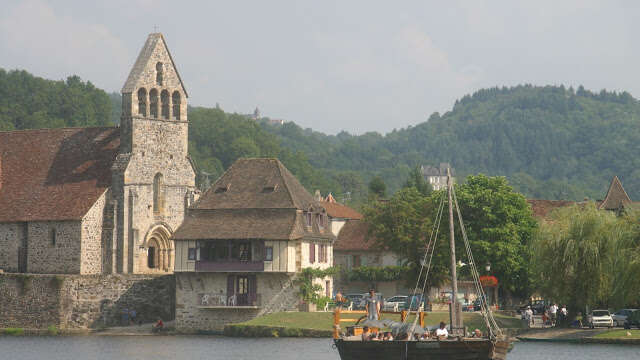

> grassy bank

[
  {"left": 224, "top": 311, "right": 524, "bottom": 337},
  {"left": 593, "top": 329, "right": 640, "bottom": 339}
]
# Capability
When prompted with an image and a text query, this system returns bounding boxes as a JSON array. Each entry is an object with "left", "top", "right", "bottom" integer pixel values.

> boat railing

[{"left": 332, "top": 308, "right": 426, "bottom": 339}]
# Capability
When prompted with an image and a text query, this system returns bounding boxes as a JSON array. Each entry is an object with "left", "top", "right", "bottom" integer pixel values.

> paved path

[{"left": 517, "top": 327, "right": 608, "bottom": 341}]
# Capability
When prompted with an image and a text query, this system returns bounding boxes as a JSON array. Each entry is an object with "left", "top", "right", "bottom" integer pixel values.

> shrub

[
  {"left": 47, "top": 325, "right": 59, "bottom": 335},
  {"left": 2, "top": 328, "right": 24, "bottom": 336}
]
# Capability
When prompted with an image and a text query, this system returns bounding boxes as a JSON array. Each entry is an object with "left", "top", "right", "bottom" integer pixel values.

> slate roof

[
  {"left": 0, "top": 127, "right": 120, "bottom": 222},
  {"left": 334, "top": 220, "right": 377, "bottom": 251},
  {"left": 173, "top": 158, "right": 333, "bottom": 241},
  {"left": 193, "top": 158, "right": 315, "bottom": 210},
  {"left": 121, "top": 33, "right": 188, "bottom": 96},
  {"left": 598, "top": 176, "right": 632, "bottom": 210}
]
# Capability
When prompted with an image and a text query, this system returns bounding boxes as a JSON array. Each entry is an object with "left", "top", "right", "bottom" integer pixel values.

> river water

[{"left": 0, "top": 336, "right": 637, "bottom": 360}]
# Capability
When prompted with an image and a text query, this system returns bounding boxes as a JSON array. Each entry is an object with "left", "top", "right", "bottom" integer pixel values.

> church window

[
  {"left": 161, "top": 90, "right": 170, "bottom": 119},
  {"left": 172, "top": 91, "right": 181, "bottom": 120},
  {"left": 137, "top": 88, "right": 147, "bottom": 116},
  {"left": 148, "top": 245, "right": 156, "bottom": 268},
  {"left": 156, "top": 62, "right": 163, "bottom": 86},
  {"left": 50, "top": 228, "right": 57, "bottom": 246},
  {"left": 149, "top": 89, "right": 159, "bottom": 118},
  {"left": 153, "top": 173, "right": 165, "bottom": 215}
]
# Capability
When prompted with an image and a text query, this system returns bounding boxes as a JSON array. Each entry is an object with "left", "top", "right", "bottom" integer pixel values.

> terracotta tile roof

[
  {"left": 175, "top": 158, "right": 334, "bottom": 241},
  {"left": 193, "top": 158, "right": 315, "bottom": 210},
  {"left": 0, "top": 127, "right": 120, "bottom": 222},
  {"left": 320, "top": 201, "right": 363, "bottom": 220},
  {"left": 527, "top": 199, "right": 575, "bottom": 220},
  {"left": 598, "top": 176, "right": 632, "bottom": 210},
  {"left": 334, "top": 220, "right": 377, "bottom": 251}
]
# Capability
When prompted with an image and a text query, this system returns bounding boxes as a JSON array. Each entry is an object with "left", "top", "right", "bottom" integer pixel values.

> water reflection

[{"left": 0, "top": 336, "right": 637, "bottom": 360}]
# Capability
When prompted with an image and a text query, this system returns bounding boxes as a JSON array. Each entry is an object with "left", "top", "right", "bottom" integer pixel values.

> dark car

[
  {"left": 624, "top": 309, "right": 640, "bottom": 329},
  {"left": 519, "top": 300, "right": 548, "bottom": 315}
]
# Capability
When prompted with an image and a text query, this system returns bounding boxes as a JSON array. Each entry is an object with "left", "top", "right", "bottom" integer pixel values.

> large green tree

[
  {"left": 532, "top": 204, "right": 640, "bottom": 318},
  {"left": 453, "top": 175, "right": 537, "bottom": 298},
  {"left": 364, "top": 174, "right": 536, "bottom": 299}
]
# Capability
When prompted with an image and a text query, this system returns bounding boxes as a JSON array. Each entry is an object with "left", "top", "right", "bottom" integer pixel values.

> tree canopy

[
  {"left": 532, "top": 204, "right": 640, "bottom": 316},
  {"left": 363, "top": 175, "right": 537, "bottom": 298}
]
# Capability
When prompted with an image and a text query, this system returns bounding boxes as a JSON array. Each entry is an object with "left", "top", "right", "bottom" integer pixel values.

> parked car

[
  {"left": 344, "top": 294, "right": 366, "bottom": 309},
  {"left": 612, "top": 309, "right": 637, "bottom": 327},
  {"left": 405, "top": 294, "right": 425, "bottom": 311},
  {"left": 624, "top": 309, "right": 640, "bottom": 329},
  {"left": 587, "top": 310, "right": 614, "bottom": 328},
  {"left": 383, "top": 296, "right": 407, "bottom": 312}
]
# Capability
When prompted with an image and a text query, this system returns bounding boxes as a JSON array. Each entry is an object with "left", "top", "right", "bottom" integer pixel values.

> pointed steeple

[
  {"left": 598, "top": 176, "right": 631, "bottom": 210},
  {"left": 122, "top": 33, "right": 187, "bottom": 96}
]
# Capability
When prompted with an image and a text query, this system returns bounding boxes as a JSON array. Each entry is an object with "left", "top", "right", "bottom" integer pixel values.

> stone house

[
  {"left": 421, "top": 163, "right": 454, "bottom": 191},
  {"left": 0, "top": 33, "right": 196, "bottom": 275},
  {"left": 172, "top": 158, "right": 335, "bottom": 331}
]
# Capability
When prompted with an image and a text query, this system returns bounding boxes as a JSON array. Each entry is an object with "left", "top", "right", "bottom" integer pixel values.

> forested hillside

[
  {"left": 4, "top": 67, "right": 640, "bottom": 202},
  {"left": 263, "top": 85, "right": 640, "bottom": 201},
  {"left": 0, "top": 69, "right": 113, "bottom": 130}
]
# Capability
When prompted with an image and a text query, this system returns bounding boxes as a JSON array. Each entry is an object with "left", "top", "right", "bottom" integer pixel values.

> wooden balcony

[{"left": 195, "top": 260, "right": 264, "bottom": 272}]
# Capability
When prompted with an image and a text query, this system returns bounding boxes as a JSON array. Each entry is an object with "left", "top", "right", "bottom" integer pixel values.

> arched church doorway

[{"left": 144, "top": 225, "right": 173, "bottom": 272}]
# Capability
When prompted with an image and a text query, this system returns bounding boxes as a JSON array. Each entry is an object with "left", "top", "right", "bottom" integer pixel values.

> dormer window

[
  {"left": 262, "top": 185, "right": 277, "bottom": 193},
  {"left": 316, "top": 213, "right": 324, "bottom": 229},
  {"left": 305, "top": 211, "right": 312, "bottom": 227}
]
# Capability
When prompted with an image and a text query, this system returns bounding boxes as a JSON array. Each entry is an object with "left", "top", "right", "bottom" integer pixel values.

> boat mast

[{"left": 447, "top": 167, "right": 462, "bottom": 334}]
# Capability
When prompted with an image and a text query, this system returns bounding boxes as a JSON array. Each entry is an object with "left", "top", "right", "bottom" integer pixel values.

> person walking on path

[
  {"left": 525, "top": 306, "right": 534, "bottom": 328},
  {"left": 549, "top": 303, "right": 558, "bottom": 327},
  {"left": 365, "top": 289, "right": 381, "bottom": 320}
]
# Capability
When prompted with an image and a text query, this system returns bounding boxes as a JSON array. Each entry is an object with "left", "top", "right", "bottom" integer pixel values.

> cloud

[{"left": 0, "top": 0, "right": 128, "bottom": 91}]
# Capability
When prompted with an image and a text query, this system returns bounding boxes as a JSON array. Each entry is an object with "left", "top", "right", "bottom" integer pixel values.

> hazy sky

[{"left": 1, "top": 0, "right": 638, "bottom": 134}]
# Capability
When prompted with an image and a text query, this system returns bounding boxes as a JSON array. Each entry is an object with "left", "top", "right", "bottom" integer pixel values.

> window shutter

[
  {"left": 249, "top": 274, "right": 257, "bottom": 305},
  {"left": 227, "top": 275, "right": 235, "bottom": 305},
  {"left": 310, "top": 243, "right": 315, "bottom": 263}
]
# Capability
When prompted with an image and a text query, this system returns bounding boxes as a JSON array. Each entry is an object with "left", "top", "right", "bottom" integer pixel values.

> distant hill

[
  {"left": 3, "top": 67, "right": 639, "bottom": 202},
  {"left": 262, "top": 85, "right": 640, "bottom": 201},
  {"left": 0, "top": 69, "right": 113, "bottom": 131}
]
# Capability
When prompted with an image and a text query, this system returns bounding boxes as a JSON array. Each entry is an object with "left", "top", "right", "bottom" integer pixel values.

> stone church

[{"left": 0, "top": 33, "right": 196, "bottom": 275}]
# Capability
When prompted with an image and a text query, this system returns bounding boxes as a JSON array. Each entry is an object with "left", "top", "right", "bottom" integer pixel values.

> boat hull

[{"left": 334, "top": 338, "right": 510, "bottom": 360}]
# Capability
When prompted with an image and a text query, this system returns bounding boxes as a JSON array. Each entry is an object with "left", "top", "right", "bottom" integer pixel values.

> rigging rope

[{"left": 451, "top": 186, "right": 502, "bottom": 338}]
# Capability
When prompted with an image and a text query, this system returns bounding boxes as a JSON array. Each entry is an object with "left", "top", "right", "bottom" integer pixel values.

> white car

[
  {"left": 612, "top": 309, "right": 637, "bottom": 327},
  {"left": 383, "top": 296, "right": 408, "bottom": 312},
  {"left": 587, "top": 310, "right": 614, "bottom": 328}
]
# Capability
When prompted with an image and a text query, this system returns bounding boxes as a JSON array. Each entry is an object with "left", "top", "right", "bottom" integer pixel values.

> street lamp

[{"left": 485, "top": 263, "right": 491, "bottom": 273}]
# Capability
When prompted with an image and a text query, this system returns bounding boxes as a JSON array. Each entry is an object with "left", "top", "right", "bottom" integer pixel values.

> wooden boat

[
  {"left": 333, "top": 168, "right": 512, "bottom": 359},
  {"left": 334, "top": 337, "right": 510, "bottom": 360}
]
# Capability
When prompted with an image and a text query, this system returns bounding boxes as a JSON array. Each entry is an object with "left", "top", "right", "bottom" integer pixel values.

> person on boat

[
  {"left": 472, "top": 329, "right": 482, "bottom": 338},
  {"left": 361, "top": 326, "right": 371, "bottom": 341},
  {"left": 384, "top": 332, "right": 393, "bottom": 341},
  {"left": 435, "top": 321, "right": 449, "bottom": 339},
  {"left": 365, "top": 289, "right": 381, "bottom": 320},
  {"left": 420, "top": 330, "right": 431, "bottom": 340}
]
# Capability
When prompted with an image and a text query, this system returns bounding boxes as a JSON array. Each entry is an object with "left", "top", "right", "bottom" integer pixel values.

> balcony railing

[
  {"left": 195, "top": 260, "right": 264, "bottom": 272},
  {"left": 198, "top": 293, "right": 261, "bottom": 309}
]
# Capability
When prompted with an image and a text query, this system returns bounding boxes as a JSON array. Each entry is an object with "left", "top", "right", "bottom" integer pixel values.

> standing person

[
  {"left": 560, "top": 305, "right": 568, "bottom": 326},
  {"left": 335, "top": 290, "right": 345, "bottom": 309},
  {"left": 525, "top": 306, "right": 534, "bottom": 328},
  {"left": 549, "top": 303, "right": 558, "bottom": 326},
  {"left": 365, "top": 289, "right": 380, "bottom": 321}
]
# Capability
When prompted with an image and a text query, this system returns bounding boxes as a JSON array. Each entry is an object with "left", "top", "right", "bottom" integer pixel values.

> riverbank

[
  {"left": 517, "top": 328, "right": 640, "bottom": 344},
  {"left": 223, "top": 311, "right": 525, "bottom": 338}
]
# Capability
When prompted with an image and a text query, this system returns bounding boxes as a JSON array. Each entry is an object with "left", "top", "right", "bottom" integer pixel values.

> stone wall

[
  {"left": 175, "top": 272, "right": 299, "bottom": 332},
  {"left": 0, "top": 273, "right": 174, "bottom": 329},
  {"left": 26, "top": 221, "right": 82, "bottom": 274},
  {"left": 0, "top": 222, "right": 23, "bottom": 272},
  {"left": 81, "top": 191, "right": 107, "bottom": 274}
]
